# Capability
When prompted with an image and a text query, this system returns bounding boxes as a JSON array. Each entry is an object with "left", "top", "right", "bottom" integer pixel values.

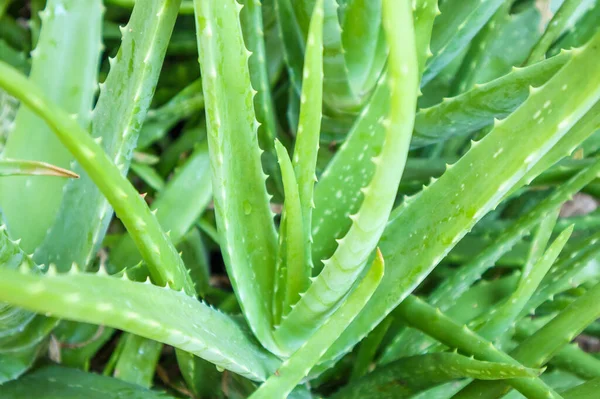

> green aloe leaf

[
  {"left": 315, "top": 31, "right": 600, "bottom": 373},
  {"left": 413, "top": 52, "right": 569, "bottom": 147},
  {"left": 451, "top": 2, "right": 541, "bottom": 94},
  {"left": 113, "top": 333, "right": 162, "bottom": 388},
  {"left": 250, "top": 249, "right": 384, "bottom": 399},
  {"left": 341, "top": 0, "right": 384, "bottom": 94},
  {"left": 0, "top": 226, "right": 53, "bottom": 384},
  {"left": 274, "top": 0, "right": 418, "bottom": 354},
  {"left": 525, "top": 0, "right": 581, "bottom": 65},
  {"left": 394, "top": 295, "right": 563, "bottom": 399},
  {"left": 34, "top": 0, "right": 186, "bottom": 274},
  {"left": 0, "top": 267, "right": 280, "bottom": 381},
  {"left": 109, "top": 142, "right": 212, "bottom": 273},
  {"left": 240, "top": 0, "right": 280, "bottom": 185},
  {"left": 561, "top": 377, "right": 600, "bottom": 399},
  {"left": 0, "top": 60, "right": 195, "bottom": 294},
  {"left": 192, "top": 0, "right": 279, "bottom": 353},
  {"left": 137, "top": 78, "right": 204, "bottom": 149},
  {"left": 522, "top": 209, "right": 561, "bottom": 278},
  {"left": 455, "top": 281, "right": 600, "bottom": 398},
  {"left": 273, "top": 139, "right": 308, "bottom": 319},
  {"left": 330, "top": 353, "right": 540, "bottom": 399},
  {"left": 292, "top": 0, "right": 324, "bottom": 278},
  {"left": 0, "top": 366, "right": 176, "bottom": 398},
  {"left": 0, "top": 0, "right": 102, "bottom": 254},
  {"left": 414, "top": 0, "right": 440, "bottom": 78},
  {"left": 422, "top": 0, "right": 506, "bottom": 86},
  {"left": 476, "top": 225, "right": 573, "bottom": 341},
  {"left": 550, "top": 1, "right": 600, "bottom": 56}
]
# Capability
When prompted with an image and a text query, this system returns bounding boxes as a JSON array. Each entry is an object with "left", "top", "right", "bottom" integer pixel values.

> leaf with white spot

[
  {"left": 329, "top": 353, "right": 540, "bottom": 399},
  {"left": 381, "top": 159, "right": 600, "bottom": 363},
  {"left": 274, "top": 140, "right": 309, "bottom": 320},
  {"left": 413, "top": 52, "right": 569, "bottom": 147},
  {"left": 192, "top": 0, "right": 280, "bottom": 354},
  {"left": 33, "top": 0, "right": 187, "bottom": 276},
  {"left": 455, "top": 281, "right": 600, "bottom": 398},
  {"left": 0, "top": 61, "right": 195, "bottom": 295},
  {"left": 315, "top": 31, "right": 600, "bottom": 374},
  {"left": 291, "top": 0, "right": 323, "bottom": 278},
  {"left": 251, "top": 249, "right": 384, "bottom": 399},
  {"left": 0, "top": 365, "right": 176, "bottom": 398},
  {"left": 274, "top": 0, "right": 418, "bottom": 355},
  {"left": 525, "top": 0, "right": 582, "bottom": 65},
  {"left": 422, "top": 0, "right": 506, "bottom": 86},
  {"left": 0, "top": 267, "right": 280, "bottom": 381},
  {"left": 0, "top": 0, "right": 102, "bottom": 255},
  {"left": 240, "top": 0, "right": 282, "bottom": 197},
  {"left": 109, "top": 142, "right": 212, "bottom": 273}
]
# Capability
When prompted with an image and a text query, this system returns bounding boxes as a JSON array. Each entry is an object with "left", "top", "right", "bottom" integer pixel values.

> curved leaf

[{"left": 0, "top": 268, "right": 280, "bottom": 381}]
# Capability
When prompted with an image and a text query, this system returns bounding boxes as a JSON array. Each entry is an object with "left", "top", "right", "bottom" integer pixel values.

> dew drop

[{"left": 243, "top": 201, "right": 252, "bottom": 215}]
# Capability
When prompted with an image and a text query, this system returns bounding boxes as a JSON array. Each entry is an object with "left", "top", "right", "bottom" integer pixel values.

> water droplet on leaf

[{"left": 243, "top": 200, "right": 252, "bottom": 215}]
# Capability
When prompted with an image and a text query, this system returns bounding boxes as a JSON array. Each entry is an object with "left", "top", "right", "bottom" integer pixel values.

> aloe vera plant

[{"left": 0, "top": 0, "right": 599, "bottom": 398}]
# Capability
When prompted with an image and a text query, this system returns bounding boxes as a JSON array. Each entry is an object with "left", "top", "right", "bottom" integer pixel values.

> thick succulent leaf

[
  {"left": 0, "top": 0, "right": 101, "bottom": 254},
  {"left": 292, "top": 0, "right": 323, "bottom": 275},
  {"left": 394, "top": 295, "right": 563, "bottom": 399},
  {"left": 250, "top": 250, "right": 383, "bottom": 399},
  {"left": 515, "top": 321, "right": 600, "bottom": 381},
  {"left": 113, "top": 333, "right": 162, "bottom": 388},
  {"left": 137, "top": 78, "right": 204, "bottom": 149},
  {"left": 341, "top": 0, "right": 384, "bottom": 93},
  {"left": 395, "top": 224, "right": 574, "bottom": 363},
  {"left": 476, "top": 226, "right": 573, "bottom": 341},
  {"left": 315, "top": 31, "right": 600, "bottom": 372},
  {"left": 0, "top": 366, "right": 176, "bottom": 398},
  {"left": 431, "top": 161, "right": 599, "bottom": 311},
  {"left": 0, "top": 268, "right": 280, "bottom": 381},
  {"left": 34, "top": 0, "right": 185, "bottom": 274},
  {"left": 561, "top": 377, "right": 600, "bottom": 399},
  {"left": 349, "top": 316, "right": 392, "bottom": 381},
  {"left": 0, "top": 61, "right": 195, "bottom": 294},
  {"left": 381, "top": 176, "right": 600, "bottom": 362},
  {"left": 414, "top": 0, "right": 440, "bottom": 78},
  {"left": 291, "top": 0, "right": 363, "bottom": 113},
  {"left": 176, "top": 348, "right": 226, "bottom": 399},
  {"left": 240, "top": 0, "right": 279, "bottom": 168},
  {"left": 522, "top": 209, "right": 561, "bottom": 278},
  {"left": 513, "top": 100, "right": 600, "bottom": 192},
  {"left": 550, "top": 1, "right": 600, "bottom": 56},
  {"left": 0, "top": 226, "right": 54, "bottom": 383},
  {"left": 330, "top": 353, "right": 540, "bottom": 399},
  {"left": 523, "top": 230, "right": 600, "bottom": 327},
  {"left": 451, "top": 2, "right": 541, "bottom": 94},
  {"left": 109, "top": 142, "right": 212, "bottom": 272},
  {"left": 0, "top": 159, "right": 78, "bottom": 178},
  {"left": 274, "top": 0, "right": 418, "bottom": 354},
  {"left": 413, "top": 52, "right": 569, "bottom": 147},
  {"left": 108, "top": 0, "right": 195, "bottom": 13},
  {"left": 275, "top": 0, "right": 305, "bottom": 96},
  {"left": 455, "top": 281, "right": 600, "bottom": 398},
  {"left": 422, "top": 0, "right": 506, "bottom": 86},
  {"left": 274, "top": 140, "right": 309, "bottom": 317},
  {"left": 178, "top": 228, "right": 211, "bottom": 297},
  {"left": 192, "top": 0, "right": 279, "bottom": 353},
  {"left": 525, "top": 0, "right": 581, "bottom": 65},
  {"left": 310, "top": 73, "right": 387, "bottom": 272},
  {"left": 130, "top": 163, "right": 164, "bottom": 191}
]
